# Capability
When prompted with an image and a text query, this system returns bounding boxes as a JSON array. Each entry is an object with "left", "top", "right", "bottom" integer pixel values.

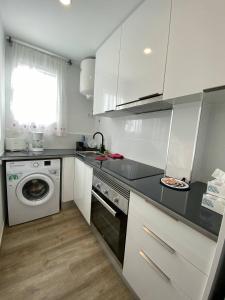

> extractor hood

[{"left": 116, "top": 93, "right": 172, "bottom": 114}]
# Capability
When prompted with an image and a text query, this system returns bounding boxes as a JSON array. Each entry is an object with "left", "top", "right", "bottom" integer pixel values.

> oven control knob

[
  {"left": 114, "top": 198, "right": 119, "bottom": 204},
  {"left": 103, "top": 190, "right": 109, "bottom": 196},
  {"left": 96, "top": 183, "right": 101, "bottom": 189}
]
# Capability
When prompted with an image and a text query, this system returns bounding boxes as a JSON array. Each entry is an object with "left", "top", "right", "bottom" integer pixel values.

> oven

[{"left": 91, "top": 170, "right": 130, "bottom": 265}]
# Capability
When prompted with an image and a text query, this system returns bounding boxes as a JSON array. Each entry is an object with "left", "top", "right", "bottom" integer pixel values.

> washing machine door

[{"left": 16, "top": 174, "right": 55, "bottom": 206}]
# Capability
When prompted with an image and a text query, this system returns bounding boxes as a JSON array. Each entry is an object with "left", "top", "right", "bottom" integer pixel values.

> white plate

[{"left": 160, "top": 177, "right": 190, "bottom": 190}]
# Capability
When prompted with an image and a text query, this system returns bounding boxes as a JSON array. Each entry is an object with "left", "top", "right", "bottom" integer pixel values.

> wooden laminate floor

[{"left": 0, "top": 203, "right": 134, "bottom": 300}]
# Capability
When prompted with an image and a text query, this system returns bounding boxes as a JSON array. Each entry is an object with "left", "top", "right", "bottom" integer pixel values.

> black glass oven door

[{"left": 91, "top": 190, "right": 127, "bottom": 264}]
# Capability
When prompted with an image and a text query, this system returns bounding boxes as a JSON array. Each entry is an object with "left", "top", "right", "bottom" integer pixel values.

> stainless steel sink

[{"left": 76, "top": 151, "right": 101, "bottom": 159}]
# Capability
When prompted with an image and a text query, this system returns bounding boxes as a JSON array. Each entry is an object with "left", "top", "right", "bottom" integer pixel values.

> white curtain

[{"left": 7, "top": 42, "right": 68, "bottom": 136}]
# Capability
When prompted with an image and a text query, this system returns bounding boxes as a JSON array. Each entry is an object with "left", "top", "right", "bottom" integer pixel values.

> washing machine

[{"left": 6, "top": 159, "right": 61, "bottom": 226}]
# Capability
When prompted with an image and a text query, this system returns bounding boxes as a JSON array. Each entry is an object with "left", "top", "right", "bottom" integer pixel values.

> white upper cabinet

[
  {"left": 164, "top": 0, "right": 225, "bottom": 100},
  {"left": 93, "top": 27, "right": 121, "bottom": 115},
  {"left": 117, "top": 0, "right": 171, "bottom": 106}
]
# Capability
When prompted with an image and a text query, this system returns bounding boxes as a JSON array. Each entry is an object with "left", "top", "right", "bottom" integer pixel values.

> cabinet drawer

[
  {"left": 127, "top": 212, "right": 207, "bottom": 300},
  {"left": 123, "top": 236, "right": 189, "bottom": 300},
  {"left": 129, "top": 192, "right": 216, "bottom": 275}
]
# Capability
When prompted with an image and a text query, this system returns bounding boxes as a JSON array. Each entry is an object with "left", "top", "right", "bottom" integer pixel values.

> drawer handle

[
  {"left": 143, "top": 225, "right": 176, "bottom": 254},
  {"left": 139, "top": 249, "right": 171, "bottom": 283}
]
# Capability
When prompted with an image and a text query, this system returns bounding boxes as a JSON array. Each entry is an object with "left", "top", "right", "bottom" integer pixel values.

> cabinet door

[
  {"left": 123, "top": 217, "right": 189, "bottom": 300},
  {"left": 82, "top": 163, "right": 93, "bottom": 224},
  {"left": 62, "top": 157, "right": 75, "bottom": 203},
  {"left": 93, "top": 27, "right": 121, "bottom": 115},
  {"left": 117, "top": 0, "right": 171, "bottom": 106},
  {"left": 74, "top": 158, "right": 93, "bottom": 225},
  {"left": 164, "top": 0, "right": 225, "bottom": 100},
  {"left": 74, "top": 158, "right": 84, "bottom": 212}
]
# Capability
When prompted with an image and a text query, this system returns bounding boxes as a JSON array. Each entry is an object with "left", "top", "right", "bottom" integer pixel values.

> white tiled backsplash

[
  {"left": 94, "top": 93, "right": 206, "bottom": 179},
  {"left": 95, "top": 110, "right": 172, "bottom": 169}
]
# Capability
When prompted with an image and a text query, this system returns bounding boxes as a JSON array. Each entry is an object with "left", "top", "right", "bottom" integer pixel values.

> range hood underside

[{"left": 116, "top": 95, "right": 172, "bottom": 114}]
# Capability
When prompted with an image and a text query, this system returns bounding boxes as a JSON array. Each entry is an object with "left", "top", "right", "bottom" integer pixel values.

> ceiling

[{"left": 0, "top": 0, "right": 143, "bottom": 62}]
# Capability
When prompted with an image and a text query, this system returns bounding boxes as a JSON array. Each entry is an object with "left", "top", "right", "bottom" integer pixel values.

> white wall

[
  {"left": 95, "top": 110, "right": 171, "bottom": 169},
  {"left": 165, "top": 94, "right": 202, "bottom": 181},
  {"left": 43, "top": 64, "right": 95, "bottom": 149},
  {"left": 5, "top": 47, "right": 95, "bottom": 149},
  {"left": 0, "top": 17, "right": 5, "bottom": 245},
  {"left": 192, "top": 88, "right": 225, "bottom": 183}
]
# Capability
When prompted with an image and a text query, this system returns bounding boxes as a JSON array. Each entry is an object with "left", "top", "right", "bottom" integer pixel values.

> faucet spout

[{"left": 93, "top": 132, "right": 105, "bottom": 153}]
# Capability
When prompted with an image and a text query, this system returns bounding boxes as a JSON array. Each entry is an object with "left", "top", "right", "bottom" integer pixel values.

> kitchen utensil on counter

[
  {"left": 5, "top": 137, "right": 26, "bottom": 152},
  {"left": 31, "top": 132, "right": 44, "bottom": 152},
  {"left": 76, "top": 141, "right": 85, "bottom": 151},
  {"left": 87, "top": 138, "right": 97, "bottom": 149},
  {"left": 95, "top": 155, "right": 108, "bottom": 161},
  {"left": 108, "top": 153, "right": 124, "bottom": 159}
]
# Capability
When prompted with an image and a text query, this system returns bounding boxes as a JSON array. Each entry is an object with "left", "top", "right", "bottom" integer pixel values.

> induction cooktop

[{"left": 102, "top": 158, "right": 164, "bottom": 181}]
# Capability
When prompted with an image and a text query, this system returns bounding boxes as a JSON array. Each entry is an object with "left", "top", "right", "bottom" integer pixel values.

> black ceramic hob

[{"left": 102, "top": 158, "right": 164, "bottom": 181}]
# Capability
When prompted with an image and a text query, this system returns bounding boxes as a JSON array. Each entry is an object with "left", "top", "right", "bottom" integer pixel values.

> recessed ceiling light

[
  {"left": 59, "top": 0, "right": 71, "bottom": 6},
  {"left": 144, "top": 48, "right": 152, "bottom": 55}
]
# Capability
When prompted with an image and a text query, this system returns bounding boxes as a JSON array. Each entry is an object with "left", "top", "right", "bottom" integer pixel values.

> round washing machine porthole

[{"left": 16, "top": 174, "right": 55, "bottom": 206}]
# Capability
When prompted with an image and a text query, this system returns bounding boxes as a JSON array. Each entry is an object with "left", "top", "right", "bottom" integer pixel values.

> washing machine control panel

[
  {"left": 31, "top": 161, "right": 52, "bottom": 168},
  {"left": 7, "top": 159, "right": 60, "bottom": 172}
]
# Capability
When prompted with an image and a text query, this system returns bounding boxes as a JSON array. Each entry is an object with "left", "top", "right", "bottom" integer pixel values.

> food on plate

[{"left": 161, "top": 177, "right": 187, "bottom": 188}]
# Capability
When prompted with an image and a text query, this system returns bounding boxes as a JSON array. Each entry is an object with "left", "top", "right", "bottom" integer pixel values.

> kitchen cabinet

[
  {"left": 93, "top": 27, "right": 121, "bottom": 115},
  {"left": 62, "top": 157, "right": 75, "bottom": 203},
  {"left": 74, "top": 158, "right": 93, "bottom": 224},
  {"left": 123, "top": 237, "right": 189, "bottom": 300},
  {"left": 123, "top": 192, "right": 216, "bottom": 300},
  {"left": 117, "top": 0, "right": 171, "bottom": 106},
  {"left": 163, "top": 0, "right": 225, "bottom": 100}
]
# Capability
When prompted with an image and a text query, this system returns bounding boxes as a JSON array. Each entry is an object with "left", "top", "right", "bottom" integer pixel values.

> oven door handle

[{"left": 92, "top": 190, "right": 117, "bottom": 217}]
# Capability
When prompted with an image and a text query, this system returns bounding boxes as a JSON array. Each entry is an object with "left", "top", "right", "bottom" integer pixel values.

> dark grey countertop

[
  {"left": 1, "top": 149, "right": 222, "bottom": 240},
  {"left": 0, "top": 149, "right": 75, "bottom": 161},
  {"left": 75, "top": 154, "right": 222, "bottom": 241}
]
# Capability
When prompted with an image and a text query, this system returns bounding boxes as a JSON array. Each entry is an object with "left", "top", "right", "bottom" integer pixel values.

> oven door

[{"left": 91, "top": 189, "right": 127, "bottom": 264}]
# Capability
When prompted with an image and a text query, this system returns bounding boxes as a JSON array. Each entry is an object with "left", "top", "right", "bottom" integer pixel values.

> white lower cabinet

[
  {"left": 125, "top": 213, "right": 207, "bottom": 300},
  {"left": 62, "top": 157, "right": 75, "bottom": 203},
  {"left": 123, "top": 239, "right": 189, "bottom": 300},
  {"left": 128, "top": 192, "right": 216, "bottom": 275},
  {"left": 123, "top": 192, "right": 216, "bottom": 300},
  {"left": 74, "top": 158, "right": 93, "bottom": 224}
]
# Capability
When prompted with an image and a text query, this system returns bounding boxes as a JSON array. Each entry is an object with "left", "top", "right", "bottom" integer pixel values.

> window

[
  {"left": 7, "top": 42, "right": 67, "bottom": 136},
  {"left": 11, "top": 65, "right": 58, "bottom": 126}
]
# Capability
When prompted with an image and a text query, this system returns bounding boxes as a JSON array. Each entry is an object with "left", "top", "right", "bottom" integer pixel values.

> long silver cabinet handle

[
  {"left": 143, "top": 225, "right": 176, "bottom": 254},
  {"left": 139, "top": 249, "right": 171, "bottom": 283},
  {"left": 91, "top": 190, "right": 117, "bottom": 217}
]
